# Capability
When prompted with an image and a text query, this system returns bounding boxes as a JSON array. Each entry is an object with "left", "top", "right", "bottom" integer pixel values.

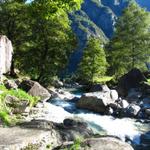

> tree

[
  {"left": 30, "top": 0, "right": 83, "bottom": 19},
  {"left": 78, "top": 37, "right": 108, "bottom": 83},
  {"left": 107, "top": 2, "right": 150, "bottom": 77},
  {"left": 16, "top": 1, "right": 79, "bottom": 84},
  {"left": 0, "top": 0, "right": 83, "bottom": 85},
  {"left": 20, "top": 12, "right": 77, "bottom": 84},
  {"left": 0, "top": 0, "right": 31, "bottom": 76}
]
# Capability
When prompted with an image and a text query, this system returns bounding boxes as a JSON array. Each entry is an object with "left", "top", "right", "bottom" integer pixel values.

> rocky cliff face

[
  {"left": 67, "top": 0, "right": 150, "bottom": 74},
  {"left": 0, "top": 35, "right": 13, "bottom": 75}
]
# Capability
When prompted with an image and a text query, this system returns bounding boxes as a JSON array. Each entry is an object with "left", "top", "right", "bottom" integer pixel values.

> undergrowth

[{"left": 0, "top": 84, "right": 39, "bottom": 125}]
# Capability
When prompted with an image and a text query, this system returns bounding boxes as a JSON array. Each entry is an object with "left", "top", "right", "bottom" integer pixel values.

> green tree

[
  {"left": 0, "top": 0, "right": 83, "bottom": 85},
  {"left": 0, "top": 0, "right": 31, "bottom": 76},
  {"left": 17, "top": 1, "right": 80, "bottom": 84},
  {"left": 78, "top": 37, "right": 108, "bottom": 83},
  {"left": 107, "top": 2, "right": 150, "bottom": 77},
  {"left": 20, "top": 12, "right": 77, "bottom": 84}
]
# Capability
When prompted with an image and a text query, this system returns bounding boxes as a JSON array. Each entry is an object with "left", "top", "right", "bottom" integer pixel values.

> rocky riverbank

[{"left": 0, "top": 69, "right": 150, "bottom": 150}]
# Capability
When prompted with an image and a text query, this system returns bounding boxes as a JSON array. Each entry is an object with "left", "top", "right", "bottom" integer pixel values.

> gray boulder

[
  {"left": 110, "top": 90, "right": 118, "bottom": 101},
  {"left": 4, "top": 79, "right": 18, "bottom": 89},
  {"left": 77, "top": 92, "right": 115, "bottom": 113},
  {"left": 145, "top": 109, "right": 150, "bottom": 116},
  {"left": 126, "top": 104, "right": 141, "bottom": 117},
  {"left": 5, "top": 95, "right": 28, "bottom": 114},
  {"left": 19, "top": 79, "right": 51, "bottom": 102},
  {"left": 51, "top": 79, "right": 63, "bottom": 88},
  {"left": 55, "top": 137, "right": 134, "bottom": 150},
  {"left": 0, "top": 35, "right": 13, "bottom": 75},
  {"left": 19, "top": 118, "right": 93, "bottom": 143},
  {"left": 89, "top": 84, "right": 110, "bottom": 92},
  {"left": 55, "top": 118, "right": 94, "bottom": 142},
  {"left": 117, "top": 68, "right": 146, "bottom": 96},
  {"left": 18, "top": 119, "right": 55, "bottom": 130},
  {"left": 119, "top": 99, "right": 129, "bottom": 109},
  {"left": 127, "top": 88, "right": 142, "bottom": 103}
]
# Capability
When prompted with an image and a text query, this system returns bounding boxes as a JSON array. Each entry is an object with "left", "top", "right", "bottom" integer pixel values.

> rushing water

[{"left": 48, "top": 88, "right": 150, "bottom": 145}]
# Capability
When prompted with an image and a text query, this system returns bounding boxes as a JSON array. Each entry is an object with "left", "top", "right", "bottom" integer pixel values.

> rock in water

[
  {"left": 0, "top": 35, "right": 13, "bottom": 75},
  {"left": 77, "top": 92, "right": 115, "bottom": 113}
]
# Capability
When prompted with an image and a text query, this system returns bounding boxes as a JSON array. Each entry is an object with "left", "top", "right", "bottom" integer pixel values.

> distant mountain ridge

[{"left": 67, "top": 0, "right": 150, "bottom": 74}]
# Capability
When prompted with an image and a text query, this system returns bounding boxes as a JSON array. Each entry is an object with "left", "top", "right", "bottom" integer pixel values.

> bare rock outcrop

[{"left": 0, "top": 35, "right": 13, "bottom": 75}]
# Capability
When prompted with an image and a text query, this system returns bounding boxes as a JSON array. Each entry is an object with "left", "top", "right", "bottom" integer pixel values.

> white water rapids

[{"left": 44, "top": 88, "right": 150, "bottom": 145}]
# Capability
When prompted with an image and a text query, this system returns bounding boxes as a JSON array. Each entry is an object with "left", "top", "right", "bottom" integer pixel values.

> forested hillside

[{"left": 68, "top": 0, "right": 150, "bottom": 73}]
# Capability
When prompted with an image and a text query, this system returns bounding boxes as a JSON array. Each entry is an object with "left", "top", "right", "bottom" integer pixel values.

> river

[{"left": 47, "top": 87, "right": 150, "bottom": 146}]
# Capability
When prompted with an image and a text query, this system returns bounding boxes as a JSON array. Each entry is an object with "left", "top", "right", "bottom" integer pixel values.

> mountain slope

[{"left": 67, "top": 0, "right": 150, "bottom": 74}]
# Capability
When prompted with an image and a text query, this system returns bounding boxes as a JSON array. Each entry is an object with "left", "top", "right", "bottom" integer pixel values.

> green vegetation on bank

[{"left": 0, "top": 84, "right": 39, "bottom": 125}]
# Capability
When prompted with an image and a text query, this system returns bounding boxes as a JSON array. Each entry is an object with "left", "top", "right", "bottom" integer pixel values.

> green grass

[
  {"left": 147, "top": 78, "right": 150, "bottom": 84},
  {"left": 93, "top": 76, "right": 113, "bottom": 83},
  {"left": 64, "top": 138, "right": 82, "bottom": 150},
  {"left": 0, "top": 84, "right": 40, "bottom": 125}
]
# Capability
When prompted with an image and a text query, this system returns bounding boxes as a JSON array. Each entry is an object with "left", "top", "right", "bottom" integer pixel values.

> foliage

[
  {"left": 0, "top": 85, "right": 39, "bottom": 107},
  {"left": 65, "top": 138, "right": 82, "bottom": 150},
  {"left": 0, "top": 111, "right": 12, "bottom": 126},
  {"left": 19, "top": 11, "right": 77, "bottom": 85},
  {"left": 107, "top": 2, "right": 150, "bottom": 77},
  {"left": 0, "top": 0, "right": 33, "bottom": 76},
  {"left": 77, "top": 37, "right": 108, "bottom": 83},
  {"left": 31, "top": 0, "right": 83, "bottom": 19},
  {"left": 0, "top": 84, "right": 39, "bottom": 125},
  {"left": 93, "top": 76, "right": 113, "bottom": 83},
  {"left": 0, "top": 0, "right": 83, "bottom": 85}
]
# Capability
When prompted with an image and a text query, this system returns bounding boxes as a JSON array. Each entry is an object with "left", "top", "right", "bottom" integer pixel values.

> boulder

[
  {"left": 126, "top": 104, "right": 141, "bottom": 117},
  {"left": 76, "top": 92, "right": 115, "bottom": 113},
  {"left": 0, "top": 35, "right": 13, "bottom": 75},
  {"left": 110, "top": 90, "right": 118, "bottom": 101},
  {"left": 89, "top": 84, "right": 110, "bottom": 92},
  {"left": 119, "top": 99, "right": 129, "bottom": 109},
  {"left": 49, "top": 87, "right": 74, "bottom": 100},
  {"left": 55, "top": 118, "right": 94, "bottom": 141},
  {"left": 141, "top": 82, "right": 150, "bottom": 95},
  {"left": 18, "top": 119, "right": 55, "bottom": 130},
  {"left": 145, "top": 109, "right": 150, "bottom": 116},
  {"left": 89, "top": 84, "right": 103, "bottom": 92},
  {"left": 55, "top": 137, "right": 134, "bottom": 150},
  {"left": 19, "top": 79, "right": 51, "bottom": 102},
  {"left": 127, "top": 88, "right": 142, "bottom": 103},
  {"left": 63, "top": 118, "right": 87, "bottom": 128},
  {"left": 4, "top": 79, "right": 18, "bottom": 89},
  {"left": 117, "top": 68, "right": 146, "bottom": 96},
  {"left": 51, "top": 79, "right": 63, "bottom": 88},
  {"left": 5, "top": 95, "right": 29, "bottom": 114}
]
